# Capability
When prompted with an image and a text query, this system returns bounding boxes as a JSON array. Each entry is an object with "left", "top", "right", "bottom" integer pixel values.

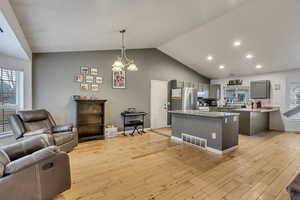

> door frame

[{"left": 150, "top": 80, "right": 168, "bottom": 129}]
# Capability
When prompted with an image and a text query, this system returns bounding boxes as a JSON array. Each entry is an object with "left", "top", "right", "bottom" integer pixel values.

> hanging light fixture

[{"left": 112, "top": 29, "right": 138, "bottom": 72}]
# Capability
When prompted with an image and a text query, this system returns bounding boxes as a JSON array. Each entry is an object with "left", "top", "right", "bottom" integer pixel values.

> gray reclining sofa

[
  {"left": 0, "top": 136, "right": 71, "bottom": 200},
  {"left": 8, "top": 109, "right": 78, "bottom": 152}
]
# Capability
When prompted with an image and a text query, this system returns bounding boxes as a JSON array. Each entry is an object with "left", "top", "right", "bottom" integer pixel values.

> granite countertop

[
  {"left": 233, "top": 108, "right": 280, "bottom": 113},
  {"left": 168, "top": 110, "right": 240, "bottom": 118}
]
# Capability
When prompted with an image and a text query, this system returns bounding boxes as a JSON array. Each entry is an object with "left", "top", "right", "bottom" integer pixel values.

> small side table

[{"left": 121, "top": 112, "right": 147, "bottom": 135}]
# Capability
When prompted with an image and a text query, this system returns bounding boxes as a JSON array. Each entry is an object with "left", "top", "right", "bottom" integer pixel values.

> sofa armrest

[
  {"left": 4, "top": 146, "right": 60, "bottom": 174},
  {"left": 52, "top": 124, "right": 73, "bottom": 133},
  {"left": 2, "top": 135, "right": 52, "bottom": 161},
  {"left": 0, "top": 150, "right": 10, "bottom": 177},
  {"left": 23, "top": 134, "right": 55, "bottom": 146}
]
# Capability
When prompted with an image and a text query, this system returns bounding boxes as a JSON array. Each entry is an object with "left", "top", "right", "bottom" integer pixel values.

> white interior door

[{"left": 151, "top": 80, "right": 168, "bottom": 129}]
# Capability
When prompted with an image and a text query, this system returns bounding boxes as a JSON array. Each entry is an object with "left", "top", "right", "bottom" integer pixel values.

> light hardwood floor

[
  {"left": 152, "top": 128, "right": 172, "bottom": 137},
  {"left": 55, "top": 129, "right": 300, "bottom": 200}
]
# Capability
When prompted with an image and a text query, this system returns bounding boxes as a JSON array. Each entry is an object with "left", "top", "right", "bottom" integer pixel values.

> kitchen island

[
  {"left": 169, "top": 110, "right": 240, "bottom": 155},
  {"left": 233, "top": 108, "right": 280, "bottom": 136}
]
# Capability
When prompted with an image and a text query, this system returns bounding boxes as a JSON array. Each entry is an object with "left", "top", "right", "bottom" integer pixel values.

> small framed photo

[
  {"left": 86, "top": 75, "right": 94, "bottom": 83},
  {"left": 80, "top": 66, "right": 89, "bottom": 74},
  {"left": 113, "top": 70, "right": 126, "bottom": 89},
  {"left": 80, "top": 83, "right": 89, "bottom": 91},
  {"left": 74, "top": 74, "right": 84, "bottom": 82},
  {"left": 91, "top": 68, "right": 98, "bottom": 76},
  {"left": 95, "top": 76, "right": 103, "bottom": 84},
  {"left": 91, "top": 84, "right": 99, "bottom": 91}
]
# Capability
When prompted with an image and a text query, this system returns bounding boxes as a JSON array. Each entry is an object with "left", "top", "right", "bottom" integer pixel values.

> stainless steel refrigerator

[
  {"left": 168, "top": 80, "right": 203, "bottom": 125},
  {"left": 182, "top": 88, "right": 198, "bottom": 110},
  {"left": 170, "top": 87, "right": 198, "bottom": 111}
]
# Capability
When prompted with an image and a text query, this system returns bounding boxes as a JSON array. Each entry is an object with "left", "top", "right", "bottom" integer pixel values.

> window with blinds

[
  {"left": 288, "top": 78, "right": 300, "bottom": 107},
  {"left": 0, "top": 68, "right": 21, "bottom": 133},
  {"left": 287, "top": 76, "right": 300, "bottom": 120}
]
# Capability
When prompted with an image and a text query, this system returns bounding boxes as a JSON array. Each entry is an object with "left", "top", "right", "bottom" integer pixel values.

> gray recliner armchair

[
  {"left": 287, "top": 173, "right": 300, "bottom": 200},
  {"left": 8, "top": 109, "right": 78, "bottom": 152},
  {"left": 0, "top": 136, "right": 71, "bottom": 200}
]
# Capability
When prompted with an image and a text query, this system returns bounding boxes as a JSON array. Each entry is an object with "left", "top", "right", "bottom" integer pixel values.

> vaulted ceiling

[
  {"left": 8, "top": 0, "right": 300, "bottom": 78},
  {"left": 159, "top": 0, "right": 300, "bottom": 79},
  {"left": 9, "top": 0, "right": 247, "bottom": 53},
  {"left": 0, "top": 0, "right": 31, "bottom": 60},
  {"left": 0, "top": 11, "right": 27, "bottom": 59}
]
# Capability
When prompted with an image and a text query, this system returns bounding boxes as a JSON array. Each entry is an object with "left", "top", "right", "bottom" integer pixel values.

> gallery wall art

[{"left": 75, "top": 66, "right": 103, "bottom": 91}]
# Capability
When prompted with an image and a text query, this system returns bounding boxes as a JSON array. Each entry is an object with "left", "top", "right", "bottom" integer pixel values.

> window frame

[
  {"left": 286, "top": 76, "right": 300, "bottom": 120},
  {"left": 0, "top": 67, "right": 24, "bottom": 135}
]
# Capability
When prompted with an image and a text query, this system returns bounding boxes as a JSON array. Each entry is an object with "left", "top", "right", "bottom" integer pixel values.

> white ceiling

[
  {"left": 159, "top": 0, "right": 300, "bottom": 79},
  {"left": 8, "top": 0, "right": 300, "bottom": 78},
  {"left": 0, "top": 11, "right": 28, "bottom": 59},
  {"left": 9, "top": 0, "right": 246, "bottom": 53}
]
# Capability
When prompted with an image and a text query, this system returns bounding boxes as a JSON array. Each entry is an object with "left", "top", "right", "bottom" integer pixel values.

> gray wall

[{"left": 33, "top": 48, "right": 209, "bottom": 128}]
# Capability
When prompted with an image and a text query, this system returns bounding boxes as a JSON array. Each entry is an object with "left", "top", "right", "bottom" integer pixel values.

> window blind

[{"left": 0, "top": 68, "right": 18, "bottom": 133}]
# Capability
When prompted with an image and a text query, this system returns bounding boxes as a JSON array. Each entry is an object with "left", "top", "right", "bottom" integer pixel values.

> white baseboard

[
  {"left": 171, "top": 136, "right": 239, "bottom": 155},
  {"left": 223, "top": 145, "right": 239, "bottom": 154},
  {"left": 206, "top": 145, "right": 239, "bottom": 155},
  {"left": 171, "top": 136, "right": 183, "bottom": 142}
]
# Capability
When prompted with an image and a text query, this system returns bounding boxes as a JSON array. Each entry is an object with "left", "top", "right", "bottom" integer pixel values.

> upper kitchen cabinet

[
  {"left": 210, "top": 84, "right": 221, "bottom": 100},
  {"left": 198, "top": 83, "right": 209, "bottom": 98},
  {"left": 250, "top": 80, "right": 271, "bottom": 99}
]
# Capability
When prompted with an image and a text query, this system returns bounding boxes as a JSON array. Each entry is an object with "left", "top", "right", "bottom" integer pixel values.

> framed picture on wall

[
  {"left": 112, "top": 70, "right": 126, "bottom": 89},
  {"left": 86, "top": 75, "right": 94, "bottom": 83},
  {"left": 91, "top": 84, "right": 99, "bottom": 91},
  {"left": 95, "top": 76, "right": 103, "bottom": 84},
  {"left": 80, "top": 83, "right": 89, "bottom": 91},
  {"left": 80, "top": 66, "right": 89, "bottom": 74},
  {"left": 91, "top": 68, "right": 98, "bottom": 76},
  {"left": 74, "top": 74, "right": 84, "bottom": 82}
]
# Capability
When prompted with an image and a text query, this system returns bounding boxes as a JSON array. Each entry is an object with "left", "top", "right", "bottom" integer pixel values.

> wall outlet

[{"left": 212, "top": 132, "right": 216, "bottom": 139}]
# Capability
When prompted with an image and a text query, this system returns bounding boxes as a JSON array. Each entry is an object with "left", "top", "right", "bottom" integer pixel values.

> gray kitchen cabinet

[
  {"left": 210, "top": 84, "right": 221, "bottom": 100},
  {"left": 250, "top": 80, "right": 270, "bottom": 99}
]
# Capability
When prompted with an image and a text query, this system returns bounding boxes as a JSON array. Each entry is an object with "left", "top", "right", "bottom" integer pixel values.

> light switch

[{"left": 212, "top": 132, "right": 216, "bottom": 139}]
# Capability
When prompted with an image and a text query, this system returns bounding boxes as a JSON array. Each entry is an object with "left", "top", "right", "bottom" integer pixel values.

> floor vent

[{"left": 181, "top": 133, "right": 207, "bottom": 150}]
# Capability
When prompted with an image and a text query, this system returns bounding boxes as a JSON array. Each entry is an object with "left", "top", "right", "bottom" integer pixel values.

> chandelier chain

[{"left": 112, "top": 29, "right": 138, "bottom": 72}]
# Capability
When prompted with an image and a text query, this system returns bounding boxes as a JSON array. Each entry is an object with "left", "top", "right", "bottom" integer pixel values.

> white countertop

[
  {"left": 233, "top": 108, "right": 280, "bottom": 113},
  {"left": 169, "top": 110, "right": 240, "bottom": 118}
]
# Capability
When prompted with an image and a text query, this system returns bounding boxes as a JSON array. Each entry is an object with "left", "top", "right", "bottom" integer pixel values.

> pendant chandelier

[{"left": 112, "top": 29, "right": 138, "bottom": 72}]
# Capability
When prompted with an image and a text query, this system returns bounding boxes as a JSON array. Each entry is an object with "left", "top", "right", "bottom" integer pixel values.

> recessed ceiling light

[
  {"left": 219, "top": 65, "right": 225, "bottom": 69},
  {"left": 256, "top": 64, "right": 263, "bottom": 69},
  {"left": 233, "top": 40, "right": 242, "bottom": 47},
  {"left": 207, "top": 55, "right": 214, "bottom": 61},
  {"left": 246, "top": 54, "right": 254, "bottom": 59}
]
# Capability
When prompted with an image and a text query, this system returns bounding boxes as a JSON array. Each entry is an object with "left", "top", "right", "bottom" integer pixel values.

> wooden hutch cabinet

[{"left": 74, "top": 99, "right": 107, "bottom": 141}]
